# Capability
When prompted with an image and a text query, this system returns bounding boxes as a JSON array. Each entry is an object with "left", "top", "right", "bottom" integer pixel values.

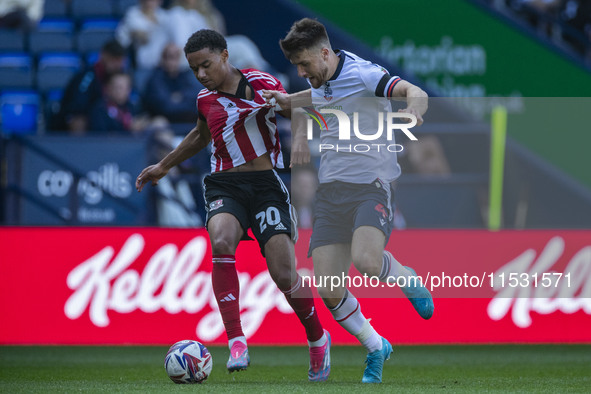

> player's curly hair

[
  {"left": 279, "top": 18, "right": 331, "bottom": 59},
  {"left": 184, "top": 29, "right": 227, "bottom": 55}
]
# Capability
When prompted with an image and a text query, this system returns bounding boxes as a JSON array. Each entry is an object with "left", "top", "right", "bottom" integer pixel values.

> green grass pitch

[{"left": 1, "top": 344, "right": 590, "bottom": 393}]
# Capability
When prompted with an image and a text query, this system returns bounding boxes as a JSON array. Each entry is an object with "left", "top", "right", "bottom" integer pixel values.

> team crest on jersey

[
  {"left": 209, "top": 199, "right": 224, "bottom": 211},
  {"left": 324, "top": 83, "right": 333, "bottom": 101}
]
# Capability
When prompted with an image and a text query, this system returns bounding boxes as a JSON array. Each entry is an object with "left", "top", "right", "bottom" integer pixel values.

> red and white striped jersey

[{"left": 197, "top": 68, "right": 285, "bottom": 173}]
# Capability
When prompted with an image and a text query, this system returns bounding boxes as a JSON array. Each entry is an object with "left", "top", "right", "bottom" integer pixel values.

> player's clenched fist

[
  {"left": 135, "top": 164, "right": 169, "bottom": 192},
  {"left": 262, "top": 90, "right": 291, "bottom": 110}
]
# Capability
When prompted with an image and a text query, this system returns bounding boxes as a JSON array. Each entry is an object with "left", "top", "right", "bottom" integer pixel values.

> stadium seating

[
  {"left": 0, "top": 54, "right": 34, "bottom": 89},
  {"left": 35, "top": 53, "right": 82, "bottom": 94},
  {"left": 0, "top": 91, "right": 40, "bottom": 134},
  {"left": 115, "top": 0, "right": 139, "bottom": 17},
  {"left": 71, "top": 0, "right": 115, "bottom": 21},
  {"left": 0, "top": 30, "right": 26, "bottom": 52},
  {"left": 28, "top": 19, "right": 75, "bottom": 54},
  {"left": 43, "top": 0, "right": 69, "bottom": 18},
  {"left": 76, "top": 19, "right": 119, "bottom": 55}
]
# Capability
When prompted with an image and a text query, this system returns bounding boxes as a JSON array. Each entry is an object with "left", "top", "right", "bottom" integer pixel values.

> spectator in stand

[
  {"left": 558, "top": 0, "right": 591, "bottom": 56},
  {"left": 56, "top": 39, "right": 127, "bottom": 134},
  {"left": 0, "top": 0, "right": 43, "bottom": 31},
  {"left": 166, "top": 0, "right": 211, "bottom": 63},
  {"left": 191, "top": 0, "right": 226, "bottom": 34},
  {"left": 226, "top": 34, "right": 273, "bottom": 72},
  {"left": 89, "top": 72, "right": 141, "bottom": 134},
  {"left": 143, "top": 43, "right": 202, "bottom": 123},
  {"left": 116, "top": 0, "right": 171, "bottom": 91},
  {"left": 89, "top": 72, "right": 169, "bottom": 135}
]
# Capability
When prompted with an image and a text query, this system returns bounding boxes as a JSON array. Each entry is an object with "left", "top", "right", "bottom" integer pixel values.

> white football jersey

[{"left": 309, "top": 50, "right": 403, "bottom": 184}]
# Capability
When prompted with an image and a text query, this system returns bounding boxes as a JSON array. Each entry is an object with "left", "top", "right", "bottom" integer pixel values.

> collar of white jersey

[{"left": 327, "top": 50, "right": 346, "bottom": 82}]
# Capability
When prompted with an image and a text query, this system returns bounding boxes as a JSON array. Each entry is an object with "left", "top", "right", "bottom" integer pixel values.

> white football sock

[
  {"left": 228, "top": 336, "right": 247, "bottom": 350},
  {"left": 329, "top": 291, "right": 382, "bottom": 352},
  {"left": 379, "top": 250, "right": 412, "bottom": 283},
  {"left": 329, "top": 290, "right": 365, "bottom": 335},
  {"left": 356, "top": 319, "right": 383, "bottom": 353},
  {"left": 308, "top": 331, "right": 327, "bottom": 348}
]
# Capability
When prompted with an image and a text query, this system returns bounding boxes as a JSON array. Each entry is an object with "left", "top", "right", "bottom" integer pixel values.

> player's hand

[
  {"left": 135, "top": 164, "right": 168, "bottom": 192},
  {"left": 398, "top": 108, "right": 424, "bottom": 126},
  {"left": 290, "top": 136, "right": 310, "bottom": 167},
  {"left": 262, "top": 90, "right": 291, "bottom": 111}
]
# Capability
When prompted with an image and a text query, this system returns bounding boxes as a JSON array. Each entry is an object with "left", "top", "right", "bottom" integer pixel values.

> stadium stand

[
  {"left": 475, "top": 0, "right": 591, "bottom": 65},
  {"left": 76, "top": 19, "right": 119, "bottom": 55},
  {"left": 28, "top": 19, "right": 75, "bottom": 54},
  {"left": 43, "top": 0, "right": 69, "bottom": 19},
  {"left": 35, "top": 53, "right": 81, "bottom": 94},
  {"left": 0, "top": 29, "right": 26, "bottom": 51},
  {"left": 0, "top": 53, "right": 34, "bottom": 89},
  {"left": 116, "top": 0, "right": 140, "bottom": 18},
  {"left": 1, "top": 0, "right": 590, "bottom": 228},
  {"left": 0, "top": 90, "right": 40, "bottom": 134},
  {"left": 70, "top": 0, "right": 115, "bottom": 21}
]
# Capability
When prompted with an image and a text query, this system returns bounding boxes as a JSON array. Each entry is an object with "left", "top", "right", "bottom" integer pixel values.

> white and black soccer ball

[{"left": 164, "top": 340, "right": 213, "bottom": 384}]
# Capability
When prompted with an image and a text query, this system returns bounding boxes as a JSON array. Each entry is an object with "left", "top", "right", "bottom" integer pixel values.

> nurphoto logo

[{"left": 305, "top": 108, "right": 418, "bottom": 153}]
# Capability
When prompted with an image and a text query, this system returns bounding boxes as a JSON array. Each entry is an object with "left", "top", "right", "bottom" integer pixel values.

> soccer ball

[{"left": 164, "top": 340, "right": 213, "bottom": 384}]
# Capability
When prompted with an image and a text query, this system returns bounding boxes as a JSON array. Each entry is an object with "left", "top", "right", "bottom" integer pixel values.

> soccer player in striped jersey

[
  {"left": 264, "top": 18, "right": 434, "bottom": 383},
  {"left": 136, "top": 29, "right": 331, "bottom": 382}
]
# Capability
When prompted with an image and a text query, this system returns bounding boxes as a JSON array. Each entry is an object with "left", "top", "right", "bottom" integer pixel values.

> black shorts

[
  {"left": 203, "top": 169, "right": 296, "bottom": 254},
  {"left": 308, "top": 179, "right": 396, "bottom": 256}
]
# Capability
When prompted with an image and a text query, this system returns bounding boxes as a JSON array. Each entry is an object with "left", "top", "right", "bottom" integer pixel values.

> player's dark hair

[
  {"left": 184, "top": 29, "right": 227, "bottom": 55},
  {"left": 101, "top": 39, "right": 126, "bottom": 58},
  {"left": 279, "top": 18, "right": 330, "bottom": 59}
]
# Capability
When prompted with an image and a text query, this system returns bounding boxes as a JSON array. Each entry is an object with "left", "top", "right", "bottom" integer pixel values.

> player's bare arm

[
  {"left": 262, "top": 89, "right": 312, "bottom": 111},
  {"left": 392, "top": 80, "right": 428, "bottom": 126},
  {"left": 262, "top": 90, "right": 312, "bottom": 167},
  {"left": 135, "top": 119, "right": 211, "bottom": 192}
]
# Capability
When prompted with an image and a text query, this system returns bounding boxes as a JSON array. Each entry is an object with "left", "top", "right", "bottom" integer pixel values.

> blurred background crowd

[{"left": 1, "top": 0, "right": 590, "bottom": 229}]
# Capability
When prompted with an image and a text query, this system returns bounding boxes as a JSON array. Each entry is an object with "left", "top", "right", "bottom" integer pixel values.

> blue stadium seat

[
  {"left": 0, "top": 30, "right": 26, "bottom": 52},
  {"left": 115, "top": 0, "right": 138, "bottom": 17},
  {"left": 0, "top": 53, "right": 34, "bottom": 89},
  {"left": 76, "top": 19, "right": 118, "bottom": 55},
  {"left": 43, "top": 0, "right": 69, "bottom": 18},
  {"left": 0, "top": 91, "right": 40, "bottom": 134},
  {"left": 28, "top": 19, "right": 75, "bottom": 54},
  {"left": 85, "top": 51, "right": 100, "bottom": 65},
  {"left": 35, "top": 53, "right": 82, "bottom": 93},
  {"left": 71, "top": 0, "right": 115, "bottom": 20}
]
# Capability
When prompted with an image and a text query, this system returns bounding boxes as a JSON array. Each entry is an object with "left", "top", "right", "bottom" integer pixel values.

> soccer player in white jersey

[
  {"left": 136, "top": 29, "right": 331, "bottom": 382},
  {"left": 264, "top": 18, "right": 434, "bottom": 383}
]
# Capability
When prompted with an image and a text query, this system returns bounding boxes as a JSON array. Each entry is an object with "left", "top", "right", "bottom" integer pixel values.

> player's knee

[
  {"left": 268, "top": 268, "right": 293, "bottom": 292},
  {"left": 210, "top": 236, "right": 236, "bottom": 255},
  {"left": 352, "top": 252, "right": 382, "bottom": 277},
  {"left": 317, "top": 285, "right": 342, "bottom": 305}
]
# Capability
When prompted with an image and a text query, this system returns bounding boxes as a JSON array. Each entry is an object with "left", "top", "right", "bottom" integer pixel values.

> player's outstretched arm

[
  {"left": 392, "top": 80, "right": 428, "bottom": 126},
  {"left": 136, "top": 119, "right": 211, "bottom": 192},
  {"left": 262, "top": 90, "right": 312, "bottom": 166},
  {"left": 263, "top": 89, "right": 312, "bottom": 111}
]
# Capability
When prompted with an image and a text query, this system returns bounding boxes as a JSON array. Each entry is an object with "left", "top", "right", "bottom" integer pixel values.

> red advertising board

[{"left": 0, "top": 228, "right": 589, "bottom": 344}]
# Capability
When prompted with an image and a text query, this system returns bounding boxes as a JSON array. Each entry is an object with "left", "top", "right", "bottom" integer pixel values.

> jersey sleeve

[
  {"left": 196, "top": 89, "right": 207, "bottom": 121},
  {"left": 271, "top": 75, "right": 287, "bottom": 94},
  {"left": 360, "top": 63, "right": 401, "bottom": 98}
]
